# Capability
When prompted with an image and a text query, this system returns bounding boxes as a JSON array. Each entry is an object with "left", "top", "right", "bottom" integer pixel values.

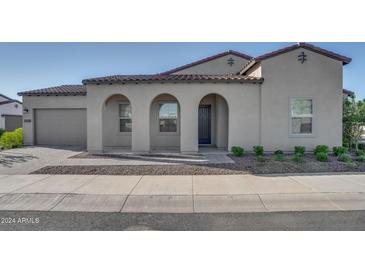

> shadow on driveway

[{"left": 0, "top": 152, "right": 38, "bottom": 168}]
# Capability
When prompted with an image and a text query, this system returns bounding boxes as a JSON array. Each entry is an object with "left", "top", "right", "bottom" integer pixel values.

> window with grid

[
  {"left": 159, "top": 102, "right": 178, "bottom": 132},
  {"left": 119, "top": 103, "right": 132, "bottom": 132},
  {"left": 290, "top": 98, "right": 313, "bottom": 134}
]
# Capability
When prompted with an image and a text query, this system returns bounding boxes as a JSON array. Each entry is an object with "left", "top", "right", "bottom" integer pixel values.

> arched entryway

[
  {"left": 102, "top": 94, "right": 132, "bottom": 151},
  {"left": 198, "top": 94, "right": 229, "bottom": 151},
  {"left": 150, "top": 93, "right": 181, "bottom": 152}
]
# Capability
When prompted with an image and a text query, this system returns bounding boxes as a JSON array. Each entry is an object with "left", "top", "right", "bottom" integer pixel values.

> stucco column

[
  {"left": 131, "top": 100, "right": 150, "bottom": 153},
  {"left": 87, "top": 97, "right": 103, "bottom": 153},
  {"left": 180, "top": 99, "right": 199, "bottom": 153},
  {"left": 22, "top": 108, "right": 35, "bottom": 145},
  {"left": 215, "top": 96, "right": 229, "bottom": 149}
]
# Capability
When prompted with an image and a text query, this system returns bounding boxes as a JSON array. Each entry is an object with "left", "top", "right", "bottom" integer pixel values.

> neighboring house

[
  {"left": 0, "top": 94, "right": 22, "bottom": 131},
  {"left": 18, "top": 43, "right": 352, "bottom": 153},
  {"left": 343, "top": 88, "right": 354, "bottom": 99}
]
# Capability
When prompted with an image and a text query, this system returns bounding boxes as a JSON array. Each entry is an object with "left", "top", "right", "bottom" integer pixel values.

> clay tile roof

[
  {"left": 18, "top": 85, "right": 86, "bottom": 96},
  {"left": 82, "top": 74, "right": 263, "bottom": 84},
  {"left": 239, "top": 42, "right": 352, "bottom": 75},
  {"left": 160, "top": 50, "right": 253, "bottom": 75}
]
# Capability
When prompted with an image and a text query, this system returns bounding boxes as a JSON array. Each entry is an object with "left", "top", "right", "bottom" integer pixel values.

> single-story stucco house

[
  {"left": 0, "top": 93, "right": 22, "bottom": 131},
  {"left": 18, "top": 43, "right": 352, "bottom": 153}
]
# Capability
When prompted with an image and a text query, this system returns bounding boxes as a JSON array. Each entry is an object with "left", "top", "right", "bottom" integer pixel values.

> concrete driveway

[
  {"left": 0, "top": 174, "right": 364, "bottom": 213},
  {"left": 0, "top": 146, "right": 233, "bottom": 175},
  {"left": 0, "top": 146, "right": 81, "bottom": 175}
]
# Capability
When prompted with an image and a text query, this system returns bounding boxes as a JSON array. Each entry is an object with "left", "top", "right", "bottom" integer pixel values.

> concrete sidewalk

[{"left": 0, "top": 174, "right": 364, "bottom": 213}]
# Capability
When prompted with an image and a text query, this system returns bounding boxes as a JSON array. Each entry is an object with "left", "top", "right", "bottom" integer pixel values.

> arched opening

[
  {"left": 102, "top": 94, "right": 132, "bottom": 152},
  {"left": 198, "top": 94, "right": 229, "bottom": 151},
  {"left": 150, "top": 93, "right": 181, "bottom": 152}
]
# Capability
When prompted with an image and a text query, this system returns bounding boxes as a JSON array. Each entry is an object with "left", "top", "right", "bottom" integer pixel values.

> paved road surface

[{"left": 1, "top": 210, "right": 364, "bottom": 230}]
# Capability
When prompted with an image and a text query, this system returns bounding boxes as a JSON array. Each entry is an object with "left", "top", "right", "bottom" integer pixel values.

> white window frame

[
  {"left": 119, "top": 102, "right": 132, "bottom": 133},
  {"left": 289, "top": 97, "right": 315, "bottom": 137},
  {"left": 158, "top": 101, "right": 179, "bottom": 135}
]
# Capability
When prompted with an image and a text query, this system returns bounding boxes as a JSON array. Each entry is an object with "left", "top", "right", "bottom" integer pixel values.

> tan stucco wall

[
  {"left": 86, "top": 83, "right": 260, "bottom": 153},
  {"left": 215, "top": 95, "right": 229, "bottom": 148},
  {"left": 22, "top": 95, "right": 86, "bottom": 145},
  {"left": 172, "top": 54, "right": 249, "bottom": 75},
  {"left": 260, "top": 48, "right": 343, "bottom": 151}
]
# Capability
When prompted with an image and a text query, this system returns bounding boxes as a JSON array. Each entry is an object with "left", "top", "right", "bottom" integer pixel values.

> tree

[{"left": 343, "top": 94, "right": 365, "bottom": 150}]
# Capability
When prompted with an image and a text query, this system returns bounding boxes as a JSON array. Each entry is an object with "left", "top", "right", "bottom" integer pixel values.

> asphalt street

[{"left": 1, "top": 210, "right": 364, "bottom": 230}]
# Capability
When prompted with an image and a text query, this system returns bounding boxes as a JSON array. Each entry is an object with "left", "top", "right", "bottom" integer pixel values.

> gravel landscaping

[{"left": 31, "top": 153, "right": 365, "bottom": 175}]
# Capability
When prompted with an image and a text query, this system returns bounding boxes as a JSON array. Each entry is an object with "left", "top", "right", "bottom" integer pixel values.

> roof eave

[
  {"left": 83, "top": 78, "right": 264, "bottom": 85},
  {"left": 160, "top": 50, "right": 253, "bottom": 75},
  {"left": 238, "top": 59, "right": 259, "bottom": 75},
  {"left": 254, "top": 42, "right": 351, "bottom": 65}
]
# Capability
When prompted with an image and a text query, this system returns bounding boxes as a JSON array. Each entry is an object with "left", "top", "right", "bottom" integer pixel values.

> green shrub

[
  {"left": 292, "top": 153, "right": 304, "bottom": 163},
  {"left": 253, "top": 145, "right": 264, "bottom": 156},
  {"left": 0, "top": 128, "right": 5, "bottom": 138},
  {"left": 274, "top": 150, "right": 283, "bottom": 155},
  {"left": 338, "top": 153, "right": 352, "bottom": 163},
  {"left": 314, "top": 145, "right": 329, "bottom": 155},
  {"left": 356, "top": 155, "right": 365, "bottom": 162},
  {"left": 231, "top": 146, "right": 244, "bottom": 157},
  {"left": 355, "top": 149, "right": 365, "bottom": 157},
  {"left": 256, "top": 155, "right": 265, "bottom": 162},
  {"left": 294, "top": 146, "right": 305, "bottom": 155},
  {"left": 274, "top": 153, "right": 284, "bottom": 161},
  {"left": 0, "top": 128, "right": 23, "bottom": 149},
  {"left": 316, "top": 152, "right": 329, "bottom": 162},
  {"left": 333, "top": 146, "right": 348, "bottom": 156}
]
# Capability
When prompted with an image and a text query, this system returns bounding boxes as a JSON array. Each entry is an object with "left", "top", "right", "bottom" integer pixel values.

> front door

[{"left": 198, "top": 105, "right": 211, "bottom": 144}]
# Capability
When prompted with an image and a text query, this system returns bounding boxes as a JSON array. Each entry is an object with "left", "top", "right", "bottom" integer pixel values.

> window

[
  {"left": 159, "top": 102, "right": 178, "bottom": 132},
  {"left": 119, "top": 103, "right": 132, "bottom": 132},
  {"left": 290, "top": 98, "right": 313, "bottom": 134}
]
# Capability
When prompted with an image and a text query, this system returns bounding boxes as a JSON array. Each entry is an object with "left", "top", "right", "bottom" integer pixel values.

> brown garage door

[
  {"left": 35, "top": 108, "right": 87, "bottom": 147},
  {"left": 4, "top": 115, "right": 22, "bottom": 131}
]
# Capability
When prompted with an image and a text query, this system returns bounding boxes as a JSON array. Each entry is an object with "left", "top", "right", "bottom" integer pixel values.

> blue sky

[{"left": 0, "top": 42, "right": 363, "bottom": 100}]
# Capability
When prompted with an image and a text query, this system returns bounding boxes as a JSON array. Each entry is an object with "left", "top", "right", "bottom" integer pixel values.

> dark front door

[{"left": 199, "top": 105, "right": 211, "bottom": 144}]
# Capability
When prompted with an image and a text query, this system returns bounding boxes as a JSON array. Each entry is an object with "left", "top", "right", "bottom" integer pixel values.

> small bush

[
  {"left": 231, "top": 146, "right": 244, "bottom": 157},
  {"left": 253, "top": 145, "right": 264, "bottom": 156},
  {"left": 0, "top": 128, "right": 23, "bottom": 149},
  {"left": 333, "top": 146, "right": 348, "bottom": 156},
  {"left": 294, "top": 146, "right": 305, "bottom": 155},
  {"left": 314, "top": 145, "right": 329, "bottom": 155},
  {"left": 356, "top": 155, "right": 365, "bottom": 162},
  {"left": 274, "top": 150, "right": 283, "bottom": 155},
  {"left": 274, "top": 153, "right": 284, "bottom": 161},
  {"left": 338, "top": 153, "right": 352, "bottom": 163},
  {"left": 292, "top": 153, "right": 304, "bottom": 163},
  {"left": 355, "top": 149, "right": 365, "bottom": 157},
  {"left": 0, "top": 128, "right": 5, "bottom": 138},
  {"left": 316, "top": 152, "right": 329, "bottom": 162},
  {"left": 256, "top": 155, "right": 265, "bottom": 162}
]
